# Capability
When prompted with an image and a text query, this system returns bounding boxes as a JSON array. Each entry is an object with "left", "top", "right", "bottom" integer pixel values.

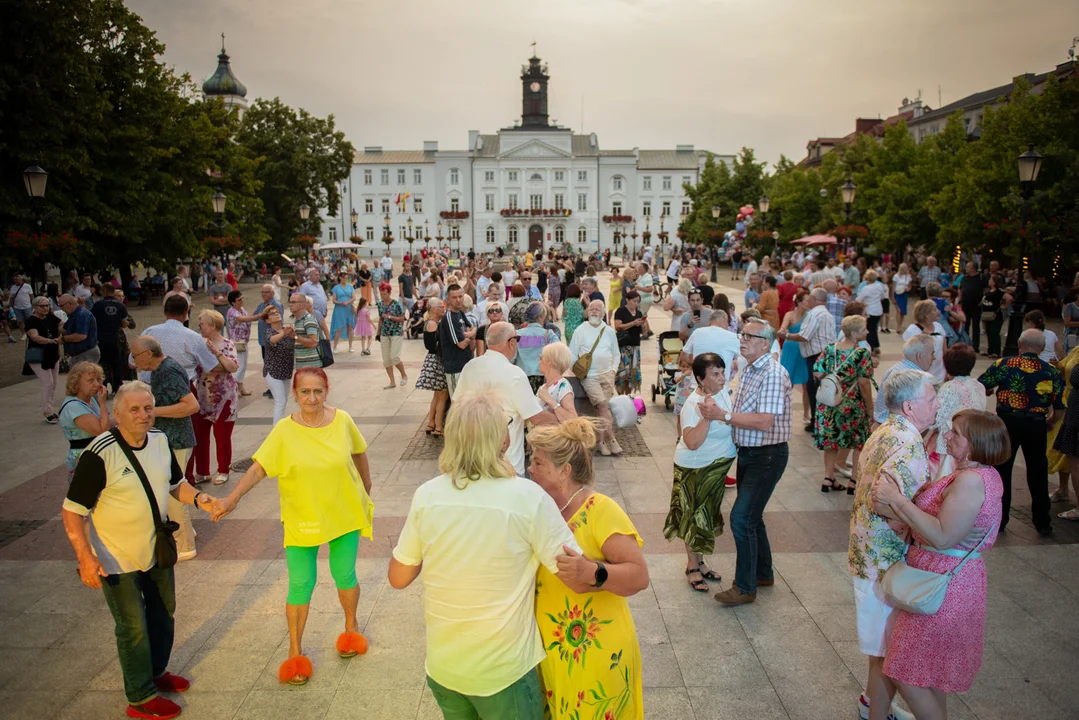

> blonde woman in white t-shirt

[{"left": 536, "top": 342, "right": 577, "bottom": 420}]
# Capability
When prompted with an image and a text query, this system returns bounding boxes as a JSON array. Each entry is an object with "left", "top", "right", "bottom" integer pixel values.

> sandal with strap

[
  {"left": 685, "top": 567, "right": 709, "bottom": 592},
  {"left": 821, "top": 478, "right": 844, "bottom": 493},
  {"left": 1058, "top": 509, "right": 1079, "bottom": 521},
  {"left": 1049, "top": 490, "right": 1070, "bottom": 503},
  {"left": 698, "top": 564, "right": 720, "bottom": 581}
]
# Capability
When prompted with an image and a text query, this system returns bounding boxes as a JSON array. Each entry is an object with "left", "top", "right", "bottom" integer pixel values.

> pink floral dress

[
  {"left": 882, "top": 466, "right": 1003, "bottom": 693},
  {"left": 196, "top": 338, "right": 239, "bottom": 423}
]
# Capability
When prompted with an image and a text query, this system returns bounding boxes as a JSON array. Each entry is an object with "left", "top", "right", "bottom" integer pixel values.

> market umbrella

[{"left": 791, "top": 235, "right": 837, "bottom": 246}]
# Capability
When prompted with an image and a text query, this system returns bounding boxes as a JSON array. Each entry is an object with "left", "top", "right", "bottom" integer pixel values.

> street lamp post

[
  {"left": 407, "top": 216, "right": 415, "bottom": 260},
  {"left": 840, "top": 178, "right": 857, "bottom": 254},
  {"left": 299, "top": 202, "right": 311, "bottom": 259},
  {"left": 23, "top": 163, "right": 49, "bottom": 247},
  {"left": 631, "top": 219, "right": 638, "bottom": 260},
  {"left": 436, "top": 221, "right": 444, "bottom": 250},
  {"left": 710, "top": 205, "right": 721, "bottom": 282},
  {"left": 383, "top": 212, "right": 392, "bottom": 249},
  {"left": 758, "top": 195, "right": 774, "bottom": 258},
  {"left": 350, "top": 208, "right": 359, "bottom": 238},
  {"left": 1003, "top": 144, "right": 1044, "bottom": 356}
]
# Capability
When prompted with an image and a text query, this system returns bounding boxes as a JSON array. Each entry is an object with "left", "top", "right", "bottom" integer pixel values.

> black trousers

[
  {"left": 962, "top": 304, "right": 982, "bottom": 351},
  {"left": 866, "top": 315, "right": 881, "bottom": 350},
  {"left": 804, "top": 353, "right": 821, "bottom": 430},
  {"left": 98, "top": 342, "right": 125, "bottom": 392},
  {"left": 994, "top": 413, "right": 1050, "bottom": 531}
]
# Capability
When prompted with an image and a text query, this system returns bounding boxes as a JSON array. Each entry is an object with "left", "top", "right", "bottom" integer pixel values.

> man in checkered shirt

[
  {"left": 916, "top": 256, "right": 942, "bottom": 299},
  {"left": 703, "top": 320, "right": 792, "bottom": 607},
  {"left": 780, "top": 288, "right": 836, "bottom": 433}
]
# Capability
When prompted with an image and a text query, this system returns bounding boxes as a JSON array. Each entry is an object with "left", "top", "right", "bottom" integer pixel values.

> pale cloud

[{"left": 127, "top": 0, "right": 1078, "bottom": 165}]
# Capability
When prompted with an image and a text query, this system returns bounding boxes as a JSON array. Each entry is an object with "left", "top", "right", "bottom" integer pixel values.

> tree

[{"left": 237, "top": 98, "right": 354, "bottom": 254}]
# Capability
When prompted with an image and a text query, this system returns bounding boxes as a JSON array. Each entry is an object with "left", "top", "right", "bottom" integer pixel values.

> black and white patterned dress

[
  {"left": 1053, "top": 364, "right": 1079, "bottom": 457},
  {"left": 416, "top": 327, "right": 447, "bottom": 392}
]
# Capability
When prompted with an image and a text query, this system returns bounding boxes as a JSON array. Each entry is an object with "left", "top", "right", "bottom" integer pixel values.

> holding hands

[
  {"left": 555, "top": 545, "right": 597, "bottom": 590},
  {"left": 870, "top": 477, "right": 904, "bottom": 508}
]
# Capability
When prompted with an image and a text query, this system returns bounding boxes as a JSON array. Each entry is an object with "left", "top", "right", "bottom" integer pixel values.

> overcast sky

[{"left": 128, "top": 0, "right": 1078, "bottom": 166}]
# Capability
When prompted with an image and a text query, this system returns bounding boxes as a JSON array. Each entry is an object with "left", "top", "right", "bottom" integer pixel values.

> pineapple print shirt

[{"left": 977, "top": 352, "right": 1063, "bottom": 416}]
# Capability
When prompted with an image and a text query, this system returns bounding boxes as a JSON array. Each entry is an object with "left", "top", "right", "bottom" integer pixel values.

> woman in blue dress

[
  {"left": 779, "top": 289, "right": 812, "bottom": 422},
  {"left": 329, "top": 272, "right": 357, "bottom": 353}
]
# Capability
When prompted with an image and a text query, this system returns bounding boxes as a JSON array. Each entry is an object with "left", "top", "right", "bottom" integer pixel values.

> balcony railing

[
  {"left": 439, "top": 211, "right": 470, "bottom": 220},
  {"left": 499, "top": 208, "right": 572, "bottom": 217}
]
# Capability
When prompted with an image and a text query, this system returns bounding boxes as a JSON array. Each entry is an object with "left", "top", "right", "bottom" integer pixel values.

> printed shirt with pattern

[
  {"left": 292, "top": 312, "right": 321, "bottom": 368},
  {"left": 848, "top": 414, "right": 929, "bottom": 580},
  {"left": 977, "top": 352, "right": 1064, "bottom": 416},
  {"left": 377, "top": 299, "right": 405, "bottom": 336}
]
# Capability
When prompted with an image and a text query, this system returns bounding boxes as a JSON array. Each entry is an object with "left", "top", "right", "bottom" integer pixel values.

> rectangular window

[
  {"left": 381, "top": 169, "right": 389, "bottom": 185},
  {"left": 555, "top": 227, "right": 565, "bottom": 243},
  {"left": 508, "top": 193, "right": 518, "bottom": 210},
  {"left": 577, "top": 194, "right": 587, "bottom": 211},
  {"left": 555, "top": 170, "right": 565, "bottom": 182},
  {"left": 613, "top": 177, "right": 623, "bottom": 191},
  {"left": 554, "top": 193, "right": 564, "bottom": 211},
  {"left": 530, "top": 194, "right": 543, "bottom": 211},
  {"left": 578, "top": 227, "right": 587, "bottom": 244},
  {"left": 397, "top": 169, "right": 406, "bottom": 185},
  {"left": 328, "top": 227, "right": 338, "bottom": 242},
  {"left": 451, "top": 198, "right": 460, "bottom": 212},
  {"left": 643, "top": 176, "right": 652, "bottom": 191},
  {"left": 398, "top": 200, "right": 406, "bottom": 213},
  {"left": 364, "top": 169, "right": 372, "bottom": 185},
  {"left": 681, "top": 201, "right": 691, "bottom": 216},
  {"left": 485, "top": 194, "right": 495, "bottom": 211},
  {"left": 662, "top": 201, "right": 671, "bottom": 216},
  {"left": 399, "top": 225, "right": 406, "bottom": 239},
  {"left": 612, "top": 201, "right": 622, "bottom": 215},
  {"left": 485, "top": 170, "right": 495, "bottom": 183},
  {"left": 682, "top": 176, "right": 691, "bottom": 187},
  {"left": 662, "top": 176, "right": 671, "bottom": 190},
  {"left": 508, "top": 170, "right": 519, "bottom": 182},
  {"left": 577, "top": 170, "right": 587, "bottom": 183},
  {"left": 381, "top": 198, "right": 390, "bottom": 213},
  {"left": 414, "top": 197, "right": 423, "bottom": 213},
  {"left": 450, "top": 169, "right": 460, "bottom": 185},
  {"left": 364, "top": 198, "right": 373, "bottom": 213},
  {"left": 414, "top": 169, "right": 422, "bottom": 185},
  {"left": 642, "top": 201, "right": 651, "bottom": 217},
  {"left": 365, "top": 227, "right": 374, "bottom": 242}
]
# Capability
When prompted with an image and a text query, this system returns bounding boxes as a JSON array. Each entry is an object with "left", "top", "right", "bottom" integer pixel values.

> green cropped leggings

[{"left": 284, "top": 530, "right": 360, "bottom": 605}]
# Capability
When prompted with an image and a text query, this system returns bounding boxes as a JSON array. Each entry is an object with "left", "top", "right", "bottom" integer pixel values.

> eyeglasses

[{"left": 738, "top": 332, "right": 769, "bottom": 342}]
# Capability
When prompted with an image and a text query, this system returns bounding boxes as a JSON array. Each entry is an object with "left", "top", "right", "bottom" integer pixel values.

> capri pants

[{"left": 283, "top": 530, "right": 360, "bottom": 605}]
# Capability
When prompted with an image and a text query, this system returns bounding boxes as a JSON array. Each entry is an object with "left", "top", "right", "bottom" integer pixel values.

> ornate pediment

[{"left": 499, "top": 139, "right": 572, "bottom": 159}]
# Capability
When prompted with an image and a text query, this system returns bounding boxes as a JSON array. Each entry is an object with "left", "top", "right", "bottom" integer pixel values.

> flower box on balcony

[
  {"left": 602, "top": 214, "right": 634, "bottom": 224},
  {"left": 439, "top": 211, "right": 470, "bottom": 220}
]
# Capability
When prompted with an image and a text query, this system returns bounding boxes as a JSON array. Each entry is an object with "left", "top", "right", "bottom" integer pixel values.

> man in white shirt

[
  {"left": 452, "top": 322, "right": 556, "bottom": 474},
  {"left": 743, "top": 257, "right": 759, "bottom": 286},
  {"left": 475, "top": 266, "right": 494, "bottom": 297},
  {"left": 666, "top": 256, "right": 682, "bottom": 285},
  {"left": 8, "top": 271, "right": 33, "bottom": 341},
  {"left": 380, "top": 250, "right": 394, "bottom": 276},
  {"left": 569, "top": 300, "right": 623, "bottom": 456},
  {"left": 643, "top": 246, "right": 654, "bottom": 265},
  {"left": 681, "top": 310, "right": 742, "bottom": 382},
  {"left": 780, "top": 288, "right": 836, "bottom": 432}
]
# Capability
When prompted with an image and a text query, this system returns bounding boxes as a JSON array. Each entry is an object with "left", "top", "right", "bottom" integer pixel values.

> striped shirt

[
  {"left": 731, "top": 353, "right": 792, "bottom": 447},
  {"left": 797, "top": 305, "right": 836, "bottom": 358},
  {"left": 293, "top": 312, "right": 321, "bottom": 368}
]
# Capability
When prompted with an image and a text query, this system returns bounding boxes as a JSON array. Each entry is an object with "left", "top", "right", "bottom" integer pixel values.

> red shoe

[
  {"left": 126, "top": 696, "right": 182, "bottom": 719},
  {"left": 335, "top": 631, "right": 369, "bottom": 658},
  {"left": 725, "top": 476, "right": 737, "bottom": 488},
  {"left": 153, "top": 672, "right": 190, "bottom": 693},
  {"left": 277, "top": 655, "right": 313, "bottom": 685}
]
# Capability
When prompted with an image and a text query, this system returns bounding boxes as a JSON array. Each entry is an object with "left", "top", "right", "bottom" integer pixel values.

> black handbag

[
  {"left": 110, "top": 428, "right": 180, "bottom": 569},
  {"left": 24, "top": 342, "right": 45, "bottom": 365}
]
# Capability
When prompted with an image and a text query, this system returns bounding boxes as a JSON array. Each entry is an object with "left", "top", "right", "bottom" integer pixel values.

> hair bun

[{"left": 562, "top": 417, "right": 598, "bottom": 449}]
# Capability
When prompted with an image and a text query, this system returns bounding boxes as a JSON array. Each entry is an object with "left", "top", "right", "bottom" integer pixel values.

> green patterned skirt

[{"left": 663, "top": 455, "right": 736, "bottom": 554}]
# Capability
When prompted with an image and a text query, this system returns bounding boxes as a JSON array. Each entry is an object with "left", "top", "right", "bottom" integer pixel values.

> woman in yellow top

[
  {"left": 608, "top": 269, "right": 624, "bottom": 323},
  {"left": 1049, "top": 345, "right": 1079, "bottom": 512},
  {"left": 528, "top": 418, "right": 650, "bottom": 719},
  {"left": 211, "top": 367, "right": 374, "bottom": 685}
]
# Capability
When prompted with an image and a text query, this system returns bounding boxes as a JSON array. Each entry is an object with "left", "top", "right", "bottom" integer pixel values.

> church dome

[{"left": 202, "top": 35, "right": 247, "bottom": 98}]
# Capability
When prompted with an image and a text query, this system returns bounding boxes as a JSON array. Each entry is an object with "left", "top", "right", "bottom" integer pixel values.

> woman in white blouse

[
  {"left": 927, "top": 343, "right": 987, "bottom": 479},
  {"left": 891, "top": 263, "right": 913, "bottom": 333},
  {"left": 856, "top": 269, "right": 888, "bottom": 355}
]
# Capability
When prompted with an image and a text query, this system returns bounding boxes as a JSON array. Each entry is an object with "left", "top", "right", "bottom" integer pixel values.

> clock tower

[{"left": 520, "top": 53, "right": 551, "bottom": 128}]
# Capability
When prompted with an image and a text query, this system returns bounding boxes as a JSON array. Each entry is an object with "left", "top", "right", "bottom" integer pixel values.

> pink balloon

[
  {"left": 744, "top": 206, "right": 755, "bottom": 215},
  {"left": 736, "top": 213, "right": 744, "bottom": 221}
]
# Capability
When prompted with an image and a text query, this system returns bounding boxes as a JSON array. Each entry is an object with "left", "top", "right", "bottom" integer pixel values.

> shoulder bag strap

[
  {"left": 587, "top": 325, "right": 605, "bottom": 355},
  {"left": 109, "top": 428, "right": 166, "bottom": 530},
  {"left": 945, "top": 522, "right": 996, "bottom": 578}
]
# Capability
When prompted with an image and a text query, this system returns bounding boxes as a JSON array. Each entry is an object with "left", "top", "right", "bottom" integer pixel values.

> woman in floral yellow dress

[{"left": 528, "top": 418, "right": 650, "bottom": 720}]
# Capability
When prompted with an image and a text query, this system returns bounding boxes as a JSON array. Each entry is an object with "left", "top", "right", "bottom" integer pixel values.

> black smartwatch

[{"left": 592, "top": 561, "right": 608, "bottom": 588}]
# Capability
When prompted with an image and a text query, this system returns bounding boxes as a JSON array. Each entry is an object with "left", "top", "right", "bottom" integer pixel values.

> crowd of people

[{"left": 4, "top": 237, "right": 1074, "bottom": 720}]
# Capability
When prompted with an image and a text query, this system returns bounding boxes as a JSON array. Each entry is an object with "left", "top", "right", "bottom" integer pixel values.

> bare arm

[
  {"left": 874, "top": 471, "right": 985, "bottom": 549},
  {"left": 210, "top": 461, "right": 268, "bottom": 520},
  {"left": 154, "top": 392, "right": 199, "bottom": 419},
  {"left": 352, "top": 452, "right": 372, "bottom": 494},
  {"left": 555, "top": 535, "right": 650, "bottom": 597},
  {"left": 527, "top": 409, "right": 559, "bottom": 426},
  {"left": 62, "top": 509, "right": 106, "bottom": 588},
  {"left": 388, "top": 557, "right": 422, "bottom": 589}
]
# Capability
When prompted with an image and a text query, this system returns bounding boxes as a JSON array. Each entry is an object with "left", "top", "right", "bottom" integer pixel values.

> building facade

[{"left": 321, "top": 55, "right": 733, "bottom": 253}]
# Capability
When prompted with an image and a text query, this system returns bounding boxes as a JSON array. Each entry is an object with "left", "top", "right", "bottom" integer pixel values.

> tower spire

[{"left": 221, "top": 32, "right": 226, "bottom": 54}]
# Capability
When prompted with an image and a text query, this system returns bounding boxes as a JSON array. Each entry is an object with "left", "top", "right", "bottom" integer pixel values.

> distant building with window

[{"left": 800, "top": 98, "right": 930, "bottom": 167}]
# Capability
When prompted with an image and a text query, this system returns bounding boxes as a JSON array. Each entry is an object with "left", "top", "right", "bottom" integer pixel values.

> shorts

[
  {"left": 580, "top": 370, "right": 616, "bottom": 407},
  {"left": 14, "top": 307, "right": 32, "bottom": 327},
  {"left": 445, "top": 372, "right": 461, "bottom": 397},
  {"left": 881, "top": 298, "right": 891, "bottom": 313},
  {"left": 381, "top": 334, "right": 403, "bottom": 367},
  {"left": 852, "top": 576, "right": 897, "bottom": 657}
]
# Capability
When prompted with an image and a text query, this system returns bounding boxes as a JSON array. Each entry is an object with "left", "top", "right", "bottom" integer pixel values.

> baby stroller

[
  {"left": 650, "top": 330, "right": 683, "bottom": 410},
  {"left": 406, "top": 297, "right": 428, "bottom": 339}
]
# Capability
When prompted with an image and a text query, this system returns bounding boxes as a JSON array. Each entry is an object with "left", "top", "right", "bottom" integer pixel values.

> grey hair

[
  {"left": 902, "top": 334, "right": 934, "bottom": 362},
  {"left": 132, "top": 335, "right": 164, "bottom": 358},
  {"left": 709, "top": 309, "right": 729, "bottom": 326},
  {"left": 926, "top": 282, "right": 943, "bottom": 298},
  {"left": 31, "top": 295, "right": 49, "bottom": 307},
  {"left": 115, "top": 380, "right": 155, "bottom": 407},
  {"left": 822, "top": 279, "right": 838, "bottom": 293},
  {"left": 810, "top": 288, "right": 828, "bottom": 303},
  {"left": 1018, "top": 328, "right": 1046, "bottom": 353},
  {"left": 841, "top": 314, "right": 866, "bottom": 339},
  {"left": 883, "top": 369, "right": 935, "bottom": 413},
  {"left": 744, "top": 320, "right": 777, "bottom": 344}
]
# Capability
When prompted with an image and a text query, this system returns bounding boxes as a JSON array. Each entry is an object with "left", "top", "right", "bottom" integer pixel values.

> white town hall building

[{"left": 321, "top": 54, "right": 734, "bottom": 254}]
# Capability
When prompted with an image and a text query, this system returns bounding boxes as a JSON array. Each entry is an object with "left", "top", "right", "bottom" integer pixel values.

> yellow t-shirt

[
  {"left": 525, "top": 252, "right": 534, "bottom": 268},
  {"left": 253, "top": 409, "right": 374, "bottom": 547}
]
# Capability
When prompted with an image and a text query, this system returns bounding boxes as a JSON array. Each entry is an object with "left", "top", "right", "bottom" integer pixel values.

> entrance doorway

[{"left": 528, "top": 225, "right": 543, "bottom": 253}]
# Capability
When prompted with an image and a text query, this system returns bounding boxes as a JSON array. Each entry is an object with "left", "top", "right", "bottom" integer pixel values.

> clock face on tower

[{"left": 530, "top": 81, "right": 541, "bottom": 92}]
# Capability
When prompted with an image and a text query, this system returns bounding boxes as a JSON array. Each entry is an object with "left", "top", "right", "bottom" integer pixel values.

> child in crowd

[{"left": 354, "top": 298, "right": 374, "bottom": 355}]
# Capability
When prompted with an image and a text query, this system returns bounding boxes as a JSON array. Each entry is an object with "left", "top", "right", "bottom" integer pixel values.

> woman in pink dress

[{"left": 872, "top": 409, "right": 1008, "bottom": 720}]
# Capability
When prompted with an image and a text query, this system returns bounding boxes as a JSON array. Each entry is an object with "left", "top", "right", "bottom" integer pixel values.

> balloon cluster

[{"left": 721, "top": 205, "right": 757, "bottom": 258}]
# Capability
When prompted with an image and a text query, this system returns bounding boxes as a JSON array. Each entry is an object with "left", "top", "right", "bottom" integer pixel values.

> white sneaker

[
  {"left": 858, "top": 693, "right": 914, "bottom": 720},
  {"left": 177, "top": 550, "right": 197, "bottom": 562},
  {"left": 598, "top": 442, "right": 612, "bottom": 457},
  {"left": 609, "top": 440, "right": 624, "bottom": 456}
]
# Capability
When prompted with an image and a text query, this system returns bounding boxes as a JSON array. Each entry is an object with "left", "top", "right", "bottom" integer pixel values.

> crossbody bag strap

[
  {"left": 587, "top": 325, "right": 605, "bottom": 355},
  {"left": 944, "top": 523, "right": 996, "bottom": 578},
  {"left": 109, "top": 428, "right": 166, "bottom": 530}
]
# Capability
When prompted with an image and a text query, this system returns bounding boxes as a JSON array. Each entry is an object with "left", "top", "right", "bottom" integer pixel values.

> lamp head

[
  {"left": 1017, "top": 144, "right": 1043, "bottom": 184},
  {"left": 23, "top": 163, "right": 48, "bottom": 199},
  {"left": 210, "top": 191, "right": 227, "bottom": 215},
  {"left": 840, "top": 179, "right": 856, "bottom": 205},
  {"left": 299, "top": 203, "right": 310, "bottom": 221}
]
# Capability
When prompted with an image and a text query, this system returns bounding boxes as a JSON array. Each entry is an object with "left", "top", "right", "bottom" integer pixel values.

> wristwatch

[
  {"left": 723, "top": 411, "right": 732, "bottom": 424},
  {"left": 592, "top": 561, "right": 608, "bottom": 588}
]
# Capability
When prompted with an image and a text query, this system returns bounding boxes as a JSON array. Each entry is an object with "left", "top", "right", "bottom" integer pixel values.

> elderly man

[
  {"left": 299, "top": 269, "right": 328, "bottom": 318},
  {"left": 519, "top": 269, "right": 542, "bottom": 301},
  {"left": 916, "top": 256, "right": 942, "bottom": 299},
  {"left": 74, "top": 272, "right": 95, "bottom": 309},
  {"left": 9, "top": 270, "right": 34, "bottom": 341},
  {"left": 62, "top": 381, "right": 218, "bottom": 720},
  {"left": 823, "top": 279, "right": 848, "bottom": 336},
  {"left": 681, "top": 310, "right": 741, "bottom": 382},
  {"left": 873, "top": 334, "right": 935, "bottom": 424},
  {"left": 780, "top": 288, "right": 836, "bottom": 432},
  {"left": 569, "top": 300, "right": 623, "bottom": 455},
  {"left": 285, "top": 293, "right": 323, "bottom": 373},
  {"left": 440, "top": 283, "right": 476, "bottom": 395},
  {"left": 581, "top": 276, "right": 604, "bottom": 306},
  {"left": 139, "top": 296, "right": 236, "bottom": 384},
  {"left": 233, "top": 284, "right": 283, "bottom": 397},
  {"left": 848, "top": 369, "right": 938, "bottom": 720},
  {"left": 978, "top": 328, "right": 1064, "bottom": 535},
  {"left": 475, "top": 265, "right": 495, "bottom": 298},
  {"left": 91, "top": 282, "right": 131, "bottom": 395},
  {"left": 58, "top": 293, "right": 100, "bottom": 365},
  {"left": 842, "top": 257, "right": 860, "bottom": 288},
  {"left": 958, "top": 261, "right": 985, "bottom": 351},
  {"left": 744, "top": 274, "right": 762, "bottom": 309},
  {"left": 207, "top": 269, "right": 232, "bottom": 314},
  {"left": 710, "top": 320, "right": 791, "bottom": 607},
  {"left": 380, "top": 249, "right": 394, "bottom": 276},
  {"left": 453, "top": 322, "right": 556, "bottom": 474}
]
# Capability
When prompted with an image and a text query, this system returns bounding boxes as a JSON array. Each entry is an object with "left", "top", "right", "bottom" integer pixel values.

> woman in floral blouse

[
  {"left": 928, "top": 343, "right": 986, "bottom": 480},
  {"left": 193, "top": 309, "right": 239, "bottom": 486}
]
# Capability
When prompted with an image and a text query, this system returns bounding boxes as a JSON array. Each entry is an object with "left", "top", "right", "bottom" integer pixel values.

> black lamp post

[
  {"left": 23, "top": 163, "right": 48, "bottom": 244},
  {"left": 210, "top": 191, "right": 227, "bottom": 230},
  {"left": 1003, "top": 144, "right": 1044, "bottom": 356},
  {"left": 436, "top": 221, "right": 444, "bottom": 248},
  {"left": 350, "top": 208, "right": 359, "bottom": 238},
  {"left": 840, "top": 178, "right": 857, "bottom": 254},
  {"left": 407, "top": 216, "right": 415, "bottom": 259},
  {"left": 630, "top": 219, "right": 638, "bottom": 260},
  {"left": 299, "top": 202, "right": 310, "bottom": 233},
  {"left": 383, "top": 212, "right": 392, "bottom": 244},
  {"left": 711, "top": 205, "right": 721, "bottom": 282}
]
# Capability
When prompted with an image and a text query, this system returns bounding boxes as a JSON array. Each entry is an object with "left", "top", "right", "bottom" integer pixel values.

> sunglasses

[{"left": 487, "top": 308, "right": 502, "bottom": 315}]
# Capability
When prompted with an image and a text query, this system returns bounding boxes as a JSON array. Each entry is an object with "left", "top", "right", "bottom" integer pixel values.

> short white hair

[
  {"left": 902, "top": 334, "right": 934, "bottom": 361},
  {"left": 115, "top": 380, "right": 155, "bottom": 408},
  {"left": 883, "top": 369, "right": 934, "bottom": 413}
]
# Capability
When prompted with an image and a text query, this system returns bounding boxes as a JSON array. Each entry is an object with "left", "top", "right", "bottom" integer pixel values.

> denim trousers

[
  {"left": 732, "top": 443, "right": 789, "bottom": 594},
  {"left": 100, "top": 565, "right": 176, "bottom": 704}
]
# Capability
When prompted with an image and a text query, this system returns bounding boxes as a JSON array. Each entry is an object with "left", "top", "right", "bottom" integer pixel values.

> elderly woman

[
  {"left": 570, "top": 300, "right": 623, "bottom": 456},
  {"left": 193, "top": 310, "right": 240, "bottom": 486},
  {"left": 226, "top": 290, "right": 252, "bottom": 396},
  {"left": 757, "top": 275, "right": 780, "bottom": 329},
  {"left": 663, "top": 276, "right": 693, "bottom": 329},
  {"left": 388, "top": 393, "right": 578, "bottom": 718},
  {"left": 24, "top": 295, "right": 64, "bottom": 423},
  {"left": 929, "top": 344, "right": 987, "bottom": 480},
  {"left": 212, "top": 367, "right": 374, "bottom": 685},
  {"left": 546, "top": 262, "right": 562, "bottom": 319},
  {"left": 417, "top": 298, "right": 448, "bottom": 436},
  {"left": 562, "top": 284, "right": 585, "bottom": 344},
  {"left": 903, "top": 300, "right": 947, "bottom": 384},
  {"left": 664, "top": 353, "right": 737, "bottom": 593},
  {"left": 857, "top": 269, "right": 889, "bottom": 353},
  {"left": 59, "top": 361, "right": 112, "bottom": 479},
  {"left": 814, "top": 315, "right": 875, "bottom": 494},
  {"left": 614, "top": 290, "right": 649, "bottom": 395},
  {"left": 608, "top": 267, "right": 624, "bottom": 323},
  {"left": 1024, "top": 310, "right": 1064, "bottom": 363},
  {"left": 529, "top": 417, "right": 649, "bottom": 719},
  {"left": 873, "top": 410, "right": 1008, "bottom": 719},
  {"left": 329, "top": 272, "right": 356, "bottom": 353},
  {"left": 375, "top": 284, "right": 408, "bottom": 387},
  {"left": 261, "top": 304, "right": 296, "bottom": 425}
]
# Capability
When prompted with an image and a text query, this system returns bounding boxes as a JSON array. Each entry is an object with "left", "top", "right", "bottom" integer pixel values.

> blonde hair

[
  {"left": 65, "top": 361, "right": 104, "bottom": 397},
  {"left": 540, "top": 342, "right": 573, "bottom": 374},
  {"left": 527, "top": 417, "right": 599, "bottom": 487},
  {"left": 439, "top": 393, "right": 515, "bottom": 488},
  {"left": 198, "top": 309, "right": 225, "bottom": 331},
  {"left": 677, "top": 277, "right": 693, "bottom": 295},
  {"left": 864, "top": 269, "right": 879, "bottom": 283},
  {"left": 912, "top": 299, "right": 937, "bottom": 325},
  {"left": 841, "top": 314, "right": 867, "bottom": 339}
]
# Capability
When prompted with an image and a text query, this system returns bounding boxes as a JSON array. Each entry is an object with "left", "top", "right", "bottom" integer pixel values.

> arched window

[
  {"left": 530, "top": 172, "right": 543, "bottom": 182},
  {"left": 508, "top": 226, "right": 519, "bottom": 246},
  {"left": 555, "top": 225, "right": 565, "bottom": 244},
  {"left": 485, "top": 226, "right": 495, "bottom": 244},
  {"left": 577, "top": 226, "right": 587, "bottom": 244}
]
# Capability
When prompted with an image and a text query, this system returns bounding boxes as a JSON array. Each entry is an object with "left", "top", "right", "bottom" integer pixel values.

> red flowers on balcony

[
  {"left": 439, "top": 211, "right": 470, "bottom": 220},
  {"left": 498, "top": 208, "right": 572, "bottom": 217},
  {"left": 602, "top": 214, "right": 633, "bottom": 224}
]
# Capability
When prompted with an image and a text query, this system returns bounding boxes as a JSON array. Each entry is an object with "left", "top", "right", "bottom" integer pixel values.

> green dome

[{"left": 202, "top": 35, "right": 247, "bottom": 98}]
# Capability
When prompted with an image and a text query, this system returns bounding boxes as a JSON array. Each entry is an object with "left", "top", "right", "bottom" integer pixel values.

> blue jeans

[
  {"left": 732, "top": 443, "right": 788, "bottom": 594},
  {"left": 100, "top": 565, "right": 176, "bottom": 704}
]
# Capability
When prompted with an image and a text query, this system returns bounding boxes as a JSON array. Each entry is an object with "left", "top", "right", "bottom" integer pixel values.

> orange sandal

[
  {"left": 336, "top": 631, "right": 369, "bottom": 658},
  {"left": 277, "top": 655, "right": 313, "bottom": 685}
]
